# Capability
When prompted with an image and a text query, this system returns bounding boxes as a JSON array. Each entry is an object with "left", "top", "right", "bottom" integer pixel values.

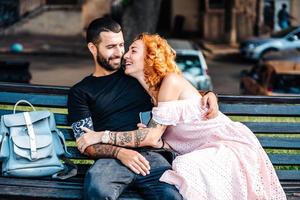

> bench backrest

[{"left": 0, "top": 82, "right": 299, "bottom": 182}]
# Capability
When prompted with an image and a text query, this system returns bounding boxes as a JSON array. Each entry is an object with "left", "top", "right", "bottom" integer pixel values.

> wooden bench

[{"left": 0, "top": 82, "right": 299, "bottom": 199}]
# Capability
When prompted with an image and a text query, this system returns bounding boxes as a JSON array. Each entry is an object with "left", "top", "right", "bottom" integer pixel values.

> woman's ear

[{"left": 87, "top": 42, "right": 97, "bottom": 57}]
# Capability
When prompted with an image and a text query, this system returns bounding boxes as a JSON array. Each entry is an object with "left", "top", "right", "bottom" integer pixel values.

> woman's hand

[
  {"left": 201, "top": 92, "right": 219, "bottom": 119},
  {"left": 152, "top": 139, "right": 163, "bottom": 148},
  {"left": 137, "top": 123, "right": 147, "bottom": 129},
  {"left": 117, "top": 148, "right": 150, "bottom": 176},
  {"left": 76, "top": 127, "right": 102, "bottom": 153}
]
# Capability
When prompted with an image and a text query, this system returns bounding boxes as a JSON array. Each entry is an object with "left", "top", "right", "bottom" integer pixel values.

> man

[
  {"left": 68, "top": 17, "right": 219, "bottom": 200},
  {"left": 277, "top": 3, "right": 294, "bottom": 30}
]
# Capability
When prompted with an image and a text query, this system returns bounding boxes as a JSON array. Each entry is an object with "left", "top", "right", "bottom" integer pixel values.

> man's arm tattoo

[
  {"left": 117, "top": 132, "right": 133, "bottom": 146},
  {"left": 103, "top": 120, "right": 164, "bottom": 147},
  {"left": 86, "top": 144, "right": 121, "bottom": 158},
  {"left": 147, "top": 119, "right": 161, "bottom": 128},
  {"left": 134, "top": 129, "right": 148, "bottom": 147},
  {"left": 106, "top": 129, "right": 150, "bottom": 147}
]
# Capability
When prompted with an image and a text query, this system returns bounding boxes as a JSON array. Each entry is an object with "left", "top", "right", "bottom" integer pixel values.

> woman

[{"left": 78, "top": 33, "right": 286, "bottom": 200}]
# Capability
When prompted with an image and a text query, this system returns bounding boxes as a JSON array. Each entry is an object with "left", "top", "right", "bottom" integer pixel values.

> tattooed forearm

[
  {"left": 134, "top": 129, "right": 149, "bottom": 147},
  {"left": 100, "top": 119, "right": 166, "bottom": 148},
  {"left": 102, "top": 125, "right": 167, "bottom": 148},
  {"left": 106, "top": 129, "right": 150, "bottom": 147},
  {"left": 85, "top": 143, "right": 121, "bottom": 158},
  {"left": 147, "top": 119, "right": 161, "bottom": 128},
  {"left": 118, "top": 132, "right": 133, "bottom": 145}
]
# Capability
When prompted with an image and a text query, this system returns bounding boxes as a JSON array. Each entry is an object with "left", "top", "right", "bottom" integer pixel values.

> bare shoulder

[
  {"left": 161, "top": 73, "right": 183, "bottom": 87},
  {"left": 158, "top": 73, "right": 184, "bottom": 102}
]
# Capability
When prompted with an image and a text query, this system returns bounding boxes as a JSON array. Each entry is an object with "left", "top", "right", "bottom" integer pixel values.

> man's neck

[
  {"left": 92, "top": 65, "right": 118, "bottom": 77},
  {"left": 135, "top": 76, "right": 157, "bottom": 105}
]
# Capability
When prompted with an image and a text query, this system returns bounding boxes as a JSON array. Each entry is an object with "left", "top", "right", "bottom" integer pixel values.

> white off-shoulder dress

[{"left": 151, "top": 97, "right": 286, "bottom": 200}]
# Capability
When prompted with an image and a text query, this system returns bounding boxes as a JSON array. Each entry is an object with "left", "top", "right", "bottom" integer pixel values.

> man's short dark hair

[
  {"left": 86, "top": 17, "right": 122, "bottom": 44},
  {"left": 282, "top": 3, "right": 287, "bottom": 9}
]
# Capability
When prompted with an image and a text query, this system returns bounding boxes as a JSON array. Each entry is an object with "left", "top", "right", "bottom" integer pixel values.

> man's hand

[
  {"left": 77, "top": 127, "right": 102, "bottom": 153},
  {"left": 117, "top": 148, "right": 150, "bottom": 176},
  {"left": 202, "top": 91, "right": 219, "bottom": 119}
]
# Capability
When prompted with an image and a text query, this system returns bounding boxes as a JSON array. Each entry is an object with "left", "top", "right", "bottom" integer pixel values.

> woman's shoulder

[
  {"left": 158, "top": 73, "right": 184, "bottom": 102},
  {"left": 161, "top": 73, "right": 183, "bottom": 88}
]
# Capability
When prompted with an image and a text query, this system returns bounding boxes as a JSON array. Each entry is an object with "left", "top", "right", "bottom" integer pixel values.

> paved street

[
  {"left": 207, "top": 53, "right": 253, "bottom": 95},
  {"left": 0, "top": 51, "right": 253, "bottom": 95}
]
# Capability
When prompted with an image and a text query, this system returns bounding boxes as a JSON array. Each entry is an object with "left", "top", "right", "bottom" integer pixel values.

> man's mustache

[{"left": 108, "top": 56, "right": 122, "bottom": 60}]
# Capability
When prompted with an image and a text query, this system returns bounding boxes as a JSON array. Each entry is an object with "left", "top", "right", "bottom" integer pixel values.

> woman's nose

[{"left": 124, "top": 51, "right": 129, "bottom": 59}]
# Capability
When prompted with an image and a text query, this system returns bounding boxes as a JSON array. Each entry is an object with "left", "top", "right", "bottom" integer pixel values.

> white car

[
  {"left": 240, "top": 26, "right": 300, "bottom": 60},
  {"left": 168, "top": 39, "right": 213, "bottom": 90}
]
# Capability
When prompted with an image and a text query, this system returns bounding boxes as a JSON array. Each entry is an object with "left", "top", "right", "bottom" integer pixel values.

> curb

[{"left": 0, "top": 49, "right": 90, "bottom": 57}]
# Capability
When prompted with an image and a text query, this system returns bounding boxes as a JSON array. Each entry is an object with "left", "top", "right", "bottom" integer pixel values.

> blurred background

[{"left": 0, "top": 0, "right": 300, "bottom": 96}]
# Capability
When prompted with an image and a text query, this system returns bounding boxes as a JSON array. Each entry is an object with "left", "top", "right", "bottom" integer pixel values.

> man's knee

[
  {"left": 84, "top": 170, "right": 119, "bottom": 200},
  {"left": 160, "top": 186, "right": 183, "bottom": 200},
  {"left": 84, "top": 184, "right": 118, "bottom": 200}
]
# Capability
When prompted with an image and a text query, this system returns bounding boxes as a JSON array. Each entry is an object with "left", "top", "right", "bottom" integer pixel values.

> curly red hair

[{"left": 136, "top": 33, "right": 181, "bottom": 92}]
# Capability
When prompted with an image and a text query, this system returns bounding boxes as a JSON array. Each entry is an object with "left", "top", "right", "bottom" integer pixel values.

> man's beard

[{"left": 96, "top": 51, "right": 122, "bottom": 72}]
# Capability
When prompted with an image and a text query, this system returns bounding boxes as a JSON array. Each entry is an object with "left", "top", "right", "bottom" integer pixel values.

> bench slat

[
  {"left": 61, "top": 128, "right": 75, "bottom": 140},
  {"left": 243, "top": 122, "right": 300, "bottom": 133},
  {"left": 0, "top": 82, "right": 69, "bottom": 95},
  {"left": 269, "top": 154, "right": 300, "bottom": 165},
  {"left": 218, "top": 95, "right": 300, "bottom": 104},
  {"left": 0, "top": 179, "right": 82, "bottom": 199},
  {"left": 220, "top": 104, "right": 300, "bottom": 116},
  {"left": 0, "top": 177, "right": 143, "bottom": 200},
  {"left": 66, "top": 147, "right": 87, "bottom": 159},
  {"left": 0, "top": 92, "right": 67, "bottom": 107},
  {"left": 258, "top": 137, "right": 300, "bottom": 149},
  {"left": 277, "top": 170, "right": 300, "bottom": 181}
]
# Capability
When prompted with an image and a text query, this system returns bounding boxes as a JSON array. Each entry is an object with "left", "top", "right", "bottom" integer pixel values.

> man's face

[{"left": 95, "top": 31, "right": 125, "bottom": 71}]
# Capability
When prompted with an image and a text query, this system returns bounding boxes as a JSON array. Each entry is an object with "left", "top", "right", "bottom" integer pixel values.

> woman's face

[{"left": 124, "top": 39, "right": 145, "bottom": 77}]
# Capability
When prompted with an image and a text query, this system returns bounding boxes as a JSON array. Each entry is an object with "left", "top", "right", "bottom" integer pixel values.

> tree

[{"left": 121, "top": 0, "right": 162, "bottom": 47}]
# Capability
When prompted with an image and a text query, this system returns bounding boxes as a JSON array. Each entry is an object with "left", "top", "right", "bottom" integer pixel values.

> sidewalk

[
  {"left": 0, "top": 33, "right": 89, "bottom": 57},
  {"left": 204, "top": 43, "right": 239, "bottom": 55}
]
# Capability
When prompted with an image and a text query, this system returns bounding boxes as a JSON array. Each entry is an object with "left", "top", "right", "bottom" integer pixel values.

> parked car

[
  {"left": 261, "top": 49, "right": 300, "bottom": 62},
  {"left": 240, "top": 26, "right": 300, "bottom": 60},
  {"left": 168, "top": 39, "right": 213, "bottom": 90},
  {"left": 240, "top": 60, "right": 300, "bottom": 96}
]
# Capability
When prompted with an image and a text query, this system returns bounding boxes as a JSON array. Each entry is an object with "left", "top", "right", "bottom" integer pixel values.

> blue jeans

[{"left": 84, "top": 151, "right": 182, "bottom": 200}]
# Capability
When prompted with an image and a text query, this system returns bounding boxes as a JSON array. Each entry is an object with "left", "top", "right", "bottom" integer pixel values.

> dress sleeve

[
  {"left": 152, "top": 100, "right": 208, "bottom": 126},
  {"left": 152, "top": 103, "right": 180, "bottom": 126},
  {"left": 67, "top": 87, "right": 94, "bottom": 139}
]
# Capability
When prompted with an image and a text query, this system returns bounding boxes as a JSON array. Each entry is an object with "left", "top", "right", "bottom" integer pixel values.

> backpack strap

[
  {"left": 52, "top": 157, "right": 78, "bottom": 180},
  {"left": 52, "top": 129, "right": 77, "bottom": 180},
  {"left": 13, "top": 100, "right": 36, "bottom": 114},
  {"left": 23, "top": 112, "right": 38, "bottom": 160}
]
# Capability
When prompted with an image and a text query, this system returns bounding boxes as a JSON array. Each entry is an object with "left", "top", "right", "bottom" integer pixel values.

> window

[
  {"left": 176, "top": 55, "right": 203, "bottom": 75},
  {"left": 209, "top": 0, "right": 225, "bottom": 9}
]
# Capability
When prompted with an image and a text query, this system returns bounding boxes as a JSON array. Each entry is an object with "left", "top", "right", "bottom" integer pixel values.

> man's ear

[{"left": 87, "top": 42, "right": 97, "bottom": 57}]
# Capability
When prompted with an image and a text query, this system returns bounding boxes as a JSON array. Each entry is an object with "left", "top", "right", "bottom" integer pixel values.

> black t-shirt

[{"left": 68, "top": 69, "right": 153, "bottom": 138}]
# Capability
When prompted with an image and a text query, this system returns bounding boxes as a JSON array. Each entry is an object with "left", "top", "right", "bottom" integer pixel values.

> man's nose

[{"left": 115, "top": 46, "right": 124, "bottom": 57}]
